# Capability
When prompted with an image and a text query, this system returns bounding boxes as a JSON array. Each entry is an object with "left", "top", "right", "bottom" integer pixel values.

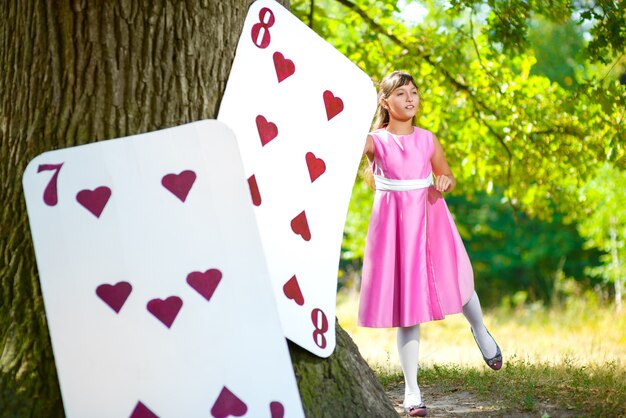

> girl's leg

[
  {"left": 397, "top": 324, "right": 422, "bottom": 407},
  {"left": 462, "top": 291, "right": 497, "bottom": 358}
]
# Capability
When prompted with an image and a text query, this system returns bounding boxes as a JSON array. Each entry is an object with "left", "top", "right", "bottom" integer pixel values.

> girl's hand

[{"left": 435, "top": 174, "right": 454, "bottom": 192}]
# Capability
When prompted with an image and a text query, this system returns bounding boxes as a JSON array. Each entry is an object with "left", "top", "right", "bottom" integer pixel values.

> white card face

[
  {"left": 22, "top": 121, "right": 304, "bottom": 418},
  {"left": 218, "top": 0, "right": 377, "bottom": 357}
]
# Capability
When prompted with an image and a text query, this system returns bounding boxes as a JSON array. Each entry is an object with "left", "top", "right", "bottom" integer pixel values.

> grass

[
  {"left": 410, "top": 359, "right": 625, "bottom": 416},
  {"left": 337, "top": 290, "right": 626, "bottom": 417}
]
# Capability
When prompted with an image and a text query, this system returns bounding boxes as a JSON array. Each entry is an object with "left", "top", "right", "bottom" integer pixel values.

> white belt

[{"left": 374, "top": 172, "right": 433, "bottom": 191}]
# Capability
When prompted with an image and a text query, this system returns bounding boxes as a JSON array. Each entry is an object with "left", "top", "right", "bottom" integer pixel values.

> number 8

[
  {"left": 250, "top": 7, "right": 275, "bottom": 49},
  {"left": 311, "top": 308, "right": 328, "bottom": 349}
]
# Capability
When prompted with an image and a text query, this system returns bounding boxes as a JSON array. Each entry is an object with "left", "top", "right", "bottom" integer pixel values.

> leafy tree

[{"left": 448, "top": 0, "right": 626, "bottom": 64}]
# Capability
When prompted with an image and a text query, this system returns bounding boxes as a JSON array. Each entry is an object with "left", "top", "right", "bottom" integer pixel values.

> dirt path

[{"left": 385, "top": 382, "right": 578, "bottom": 417}]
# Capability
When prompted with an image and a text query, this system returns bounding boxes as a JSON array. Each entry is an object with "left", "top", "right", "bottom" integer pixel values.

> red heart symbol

[
  {"left": 211, "top": 386, "right": 248, "bottom": 418},
  {"left": 305, "top": 152, "right": 326, "bottom": 183},
  {"left": 270, "top": 401, "right": 285, "bottom": 418},
  {"left": 273, "top": 51, "right": 295, "bottom": 83},
  {"left": 283, "top": 275, "right": 304, "bottom": 306},
  {"left": 323, "top": 90, "right": 344, "bottom": 121},
  {"left": 162, "top": 170, "right": 196, "bottom": 202},
  {"left": 147, "top": 296, "right": 182, "bottom": 329},
  {"left": 256, "top": 115, "right": 278, "bottom": 146},
  {"left": 76, "top": 186, "right": 111, "bottom": 218},
  {"left": 291, "top": 210, "right": 311, "bottom": 241},
  {"left": 247, "top": 174, "right": 261, "bottom": 206},
  {"left": 186, "top": 269, "right": 222, "bottom": 302},
  {"left": 96, "top": 281, "right": 132, "bottom": 314},
  {"left": 130, "top": 401, "right": 158, "bottom": 418}
]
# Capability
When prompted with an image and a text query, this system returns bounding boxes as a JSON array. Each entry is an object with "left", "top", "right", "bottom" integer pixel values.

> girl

[{"left": 359, "top": 71, "right": 502, "bottom": 417}]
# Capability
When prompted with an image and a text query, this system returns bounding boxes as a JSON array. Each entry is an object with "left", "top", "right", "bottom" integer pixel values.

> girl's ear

[{"left": 379, "top": 98, "right": 388, "bottom": 109}]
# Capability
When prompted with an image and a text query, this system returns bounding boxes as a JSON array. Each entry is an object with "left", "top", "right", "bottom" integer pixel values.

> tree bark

[{"left": 0, "top": 1, "right": 397, "bottom": 416}]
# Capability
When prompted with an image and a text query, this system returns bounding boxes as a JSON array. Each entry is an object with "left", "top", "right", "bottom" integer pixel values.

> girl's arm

[
  {"left": 431, "top": 134, "right": 456, "bottom": 192},
  {"left": 364, "top": 135, "right": 375, "bottom": 162}
]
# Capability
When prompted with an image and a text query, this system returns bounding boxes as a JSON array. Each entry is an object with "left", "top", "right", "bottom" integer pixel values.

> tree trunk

[
  {"left": 0, "top": 1, "right": 397, "bottom": 416},
  {"left": 290, "top": 319, "right": 398, "bottom": 417}
]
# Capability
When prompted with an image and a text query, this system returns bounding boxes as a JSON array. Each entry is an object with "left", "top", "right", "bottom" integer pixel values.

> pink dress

[{"left": 358, "top": 127, "right": 474, "bottom": 328}]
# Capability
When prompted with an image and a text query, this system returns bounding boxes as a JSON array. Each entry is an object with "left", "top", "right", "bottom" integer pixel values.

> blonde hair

[{"left": 362, "top": 71, "right": 420, "bottom": 188}]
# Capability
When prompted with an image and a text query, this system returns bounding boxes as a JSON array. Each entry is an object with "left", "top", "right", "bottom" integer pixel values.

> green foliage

[
  {"left": 448, "top": 0, "right": 626, "bottom": 64},
  {"left": 577, "top": 163, "right": 626, "bottom": 291},
  {"left": 578, "top": 0, "right": 626, "bottom": 64},
  {"left": 446, "top": 191, "right": 601, "bottom": 304},
  {"left": 528, "top": 16, "right": 584, "bottom": 89}
]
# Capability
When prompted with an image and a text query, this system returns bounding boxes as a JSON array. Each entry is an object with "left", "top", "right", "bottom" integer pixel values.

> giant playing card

[
  {"left": 22, "top": 121, "right": 304, "bottom": 418},
  {"left": 218, "top": 0, "right": 377, "bottom": 358}
]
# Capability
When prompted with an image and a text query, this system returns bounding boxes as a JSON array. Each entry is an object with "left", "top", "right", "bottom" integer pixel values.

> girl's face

[{"left": 382, "top": 82, "right": 419, "bottom": 123}]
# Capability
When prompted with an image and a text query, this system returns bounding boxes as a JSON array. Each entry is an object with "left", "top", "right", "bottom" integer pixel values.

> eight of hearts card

[
  {"left": 22, "top": 121, "right": 304, "bottom": 418},
  {"left": 218, "top": 0, "right": 377, "bottom": 358}
]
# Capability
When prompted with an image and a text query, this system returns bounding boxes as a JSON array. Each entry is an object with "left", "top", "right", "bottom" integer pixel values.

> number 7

[{"left": 37, "top": 163, "right": 64, "bottom": 206}]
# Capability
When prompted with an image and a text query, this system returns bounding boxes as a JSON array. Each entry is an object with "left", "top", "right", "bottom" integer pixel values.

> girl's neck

[{"left": 385, "top": 120, "right": 414, "bottom": 135}]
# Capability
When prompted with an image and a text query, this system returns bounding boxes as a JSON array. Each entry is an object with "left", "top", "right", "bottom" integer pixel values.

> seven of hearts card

[{"left": 23, "top": 121, "right": 305, "bottom": 418}]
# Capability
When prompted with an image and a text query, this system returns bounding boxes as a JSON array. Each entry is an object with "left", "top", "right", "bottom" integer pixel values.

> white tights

[
  {"left": 397, "top": 323, "right": 421, "bottom": 407},
  {"left": 462, "top": 291, "right": 497, "bottom": 358},
  {"left": 397, "top": 291, "right": 497, "bottom": 406}
]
